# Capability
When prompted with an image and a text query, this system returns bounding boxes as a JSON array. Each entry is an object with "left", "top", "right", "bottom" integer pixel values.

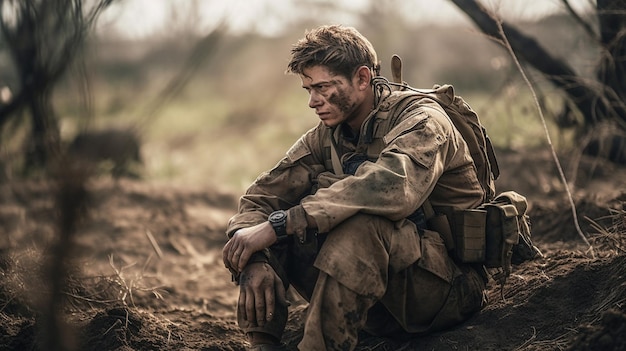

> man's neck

[{"left": 345, "top": 91, "right": 375, "bottom": 133}]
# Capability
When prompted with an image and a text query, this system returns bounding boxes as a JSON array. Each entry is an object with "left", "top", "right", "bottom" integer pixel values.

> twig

[
  {"left": 102, "top": 318, "right": 122, "bottom": 337},
  {"left": 145, "top": 229, "right": 164, "bottom": 259},
  {"left": 513, "top": 326, "right": 537, "bottom": 351},
  {"left": 493, "top": 17, "right": 595, "bottom": 258},
  {"left": 107, "top": 253, "right": 165, "bottom": 308},
  {"left": 0, "top": 296, "right": 15, "bottom": 314},
  {"left": 560, "top": 0, "right": 598, "bottom": 41},
  {"left": 63, "top": 292, "right": 118, "bottom": 305},
  {"left": 585, "top": 211, "right": 626, "bottom": 254}
]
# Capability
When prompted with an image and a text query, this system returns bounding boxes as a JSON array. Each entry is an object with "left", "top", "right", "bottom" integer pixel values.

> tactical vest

[{"left": 320, "top": 89, "right": 439, "bottom": 176}]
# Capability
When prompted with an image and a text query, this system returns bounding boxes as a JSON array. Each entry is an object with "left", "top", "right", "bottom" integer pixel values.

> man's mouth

[{"left": 317, "top": 112, "right": 330, "bottom": 119}]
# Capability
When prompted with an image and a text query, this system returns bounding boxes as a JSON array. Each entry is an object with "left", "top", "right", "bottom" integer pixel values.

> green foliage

[{"left": 466, "top": 87, "right": 574, "bottom": 151}]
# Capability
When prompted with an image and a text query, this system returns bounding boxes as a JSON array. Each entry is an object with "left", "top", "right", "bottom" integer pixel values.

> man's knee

[
  {"left": 321, "top": 213, "right": 396, "bottom": 255},
  {"left": 314, "top": 214, "right": 397, "bottom": 297}
]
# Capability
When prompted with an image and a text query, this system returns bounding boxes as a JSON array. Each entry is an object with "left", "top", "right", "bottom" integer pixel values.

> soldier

[{"left": 223, "top": 25, "right": 487, "bottom": 350}]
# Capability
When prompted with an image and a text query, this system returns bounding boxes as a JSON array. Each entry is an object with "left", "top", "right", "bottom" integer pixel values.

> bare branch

[
  {"left": 561, "top": 0, "right": 598, "bottom": 41},
  {"left": 450, "top": 0, "right": 626, "bottom": 129},
  {"left": 135, "top": 28, "right": 223, "bottom": 130},
  {"left": 498, "top": 22, "right": 594, "bottom": 255},
  {"left": 0, "top": 0, "right": 115, "bottom": 169}
]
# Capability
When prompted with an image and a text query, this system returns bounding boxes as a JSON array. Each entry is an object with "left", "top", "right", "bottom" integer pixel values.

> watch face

[{"left": 269, "top": 211, "right": 286, "bottom": 223}]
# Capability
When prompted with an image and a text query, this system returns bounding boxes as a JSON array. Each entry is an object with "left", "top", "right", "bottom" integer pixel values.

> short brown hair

[{"left": 286, "top": 25, "right": 379, "bottom": 79}]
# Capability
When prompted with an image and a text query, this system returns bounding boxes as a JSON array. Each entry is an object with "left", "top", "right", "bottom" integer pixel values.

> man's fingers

[
  {"left": 255, "top": 293, "right": 267, "bottom": 327},
  {"left": 275, "top": 275, "right": 288, "bottom": 307},
  {"left": 231, "top": 249, "right": 242, "bottom": 271},
  {"left": 237, "top": 249, "right": 252, "bottom": 272},
  {"left": 223, "top": 238, "right": 241, "bottom": 269},
  {"left": 223, "top": 238, "right": 245, "bottom": 272},
  {"left": 264, "top": 285, "right": 275, "bottom": 322},
  {"left": 222, "top": 240, "right": 233, "bottom": 268},
  {"left": 245, "top": 287, "right": 256, "bottom": 325}
]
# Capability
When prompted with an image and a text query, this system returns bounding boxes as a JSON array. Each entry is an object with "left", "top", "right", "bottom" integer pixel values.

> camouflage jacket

[{"left": 227, "top": 88, "right": 484, "bottom": 238}]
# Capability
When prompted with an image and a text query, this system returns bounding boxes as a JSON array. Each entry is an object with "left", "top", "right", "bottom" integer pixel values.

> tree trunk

[
  {"left": 596, "top": 0, "right": 626, "bottom": 114},
  {"left": 0, "top": 0, "right": 113, "bottom": 175},
  {"left": 24, "top": 89, "right": 60, "bottom": 171},
  {"left": 450, "top": 0, "right": 626, "bottom": 130}
]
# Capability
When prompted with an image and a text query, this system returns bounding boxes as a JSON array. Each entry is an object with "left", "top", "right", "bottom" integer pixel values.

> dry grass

[{"left": 586, "top": 209, "right": 626, "bottom": 255}]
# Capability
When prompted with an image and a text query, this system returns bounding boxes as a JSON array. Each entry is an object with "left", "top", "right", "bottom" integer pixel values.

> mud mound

[
  {"left": 530, "top": 192, "right": 626, "bottom": 244},
  {"left": 568, "top": 309, "right": 626, "bottom": 351}
]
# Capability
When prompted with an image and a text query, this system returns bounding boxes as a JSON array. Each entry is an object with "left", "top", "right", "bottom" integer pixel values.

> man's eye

[{"left": 316, "top": 85, "right": 329, "bottom": 93}]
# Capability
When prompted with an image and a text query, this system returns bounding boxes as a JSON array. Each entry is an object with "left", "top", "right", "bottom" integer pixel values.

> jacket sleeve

[
  {"left": 300, "top": 105, "right": 457, "bottom": 233},
  {"left": 226, "top": 125, "right": 328, "bottom": 237}
]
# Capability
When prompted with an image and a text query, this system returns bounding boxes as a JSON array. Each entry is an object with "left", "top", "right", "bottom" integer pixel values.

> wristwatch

[{"left": 268, "top": 210, "right": 288, "bottom": 241}]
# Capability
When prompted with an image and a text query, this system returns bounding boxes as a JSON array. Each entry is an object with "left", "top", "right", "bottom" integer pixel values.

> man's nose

[{"left": 308, "top": 91, "right": 322, "bottom": 108}]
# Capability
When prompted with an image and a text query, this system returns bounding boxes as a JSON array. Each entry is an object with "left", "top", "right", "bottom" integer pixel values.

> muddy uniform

[{"left": 227, "top": 87, "right": 487, "bottom": 350}]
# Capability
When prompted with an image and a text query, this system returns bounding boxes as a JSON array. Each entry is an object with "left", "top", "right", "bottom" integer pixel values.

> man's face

[{"left": 300, "top": 65, "right": 362, "bottom": 129}]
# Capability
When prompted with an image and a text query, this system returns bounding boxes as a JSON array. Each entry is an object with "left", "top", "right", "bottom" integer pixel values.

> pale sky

[{"left": 99, "top": 0, "right": 594, "bottom": 39}]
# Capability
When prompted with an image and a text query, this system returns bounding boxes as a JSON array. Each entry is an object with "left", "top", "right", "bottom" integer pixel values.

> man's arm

[{"left": 226, "top": 126, "right": 326, "bottom": 238}]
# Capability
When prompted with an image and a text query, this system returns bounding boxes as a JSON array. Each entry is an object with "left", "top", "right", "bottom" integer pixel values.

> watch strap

[{"left": 269, "top": 210, "right": 288, "bottom": 240}]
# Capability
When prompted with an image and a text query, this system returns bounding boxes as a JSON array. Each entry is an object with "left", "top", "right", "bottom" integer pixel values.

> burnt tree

[
  {"left": 451, "top": 0, "right": 626, "bottom": 160},
  {"left": 596, "top": 0, "right": 626, "bottom": 121},
  {"left": 0, "top": 0, "right": 113, "bottom": 171}
]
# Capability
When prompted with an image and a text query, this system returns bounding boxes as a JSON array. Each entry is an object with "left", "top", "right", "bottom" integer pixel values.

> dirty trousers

[{"left": 238, "top": 213, "right": 486, "bottom": 350}]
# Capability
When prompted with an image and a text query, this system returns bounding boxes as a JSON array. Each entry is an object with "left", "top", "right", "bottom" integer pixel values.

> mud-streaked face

[{"left": 300, "top": 65, "right": 370, "bottom": 131}]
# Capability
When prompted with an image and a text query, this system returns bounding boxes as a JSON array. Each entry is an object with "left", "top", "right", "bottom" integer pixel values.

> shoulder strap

[
  {"left": 329, "top": 129, "right": 344, "bottom": 175},
  {"left": 422, "top": 199, "right": 435, "bottom": 220}
]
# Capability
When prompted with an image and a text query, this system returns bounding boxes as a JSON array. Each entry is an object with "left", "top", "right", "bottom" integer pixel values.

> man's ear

[{"left": 354, "top": 65, "right": 372, "bottom": 90}]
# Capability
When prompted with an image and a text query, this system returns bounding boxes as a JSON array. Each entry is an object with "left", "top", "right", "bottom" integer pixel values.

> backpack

[
  {"left": 386, "top": 55, "right": 541, "bottom": 288},
  {"left": 395, "top": 83, "right": 499, "bottom": 202}
]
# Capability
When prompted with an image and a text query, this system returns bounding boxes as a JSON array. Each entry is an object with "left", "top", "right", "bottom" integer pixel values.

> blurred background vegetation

[{"left": 0, "top": 0, "right": 618, "bottom": 193}]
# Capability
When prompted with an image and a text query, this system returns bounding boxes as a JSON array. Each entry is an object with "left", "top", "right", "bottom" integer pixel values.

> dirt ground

[{"left": 1, "top": 148, "right": 626, "bottom": 351}]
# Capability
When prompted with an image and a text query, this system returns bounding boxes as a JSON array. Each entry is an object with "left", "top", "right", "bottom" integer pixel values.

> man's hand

[
  {"left": 223, "top": 221, "right": 277, "bottom": 273},
  {"left": 238, "top": 262, "right": 287, "bottom": 327}
]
